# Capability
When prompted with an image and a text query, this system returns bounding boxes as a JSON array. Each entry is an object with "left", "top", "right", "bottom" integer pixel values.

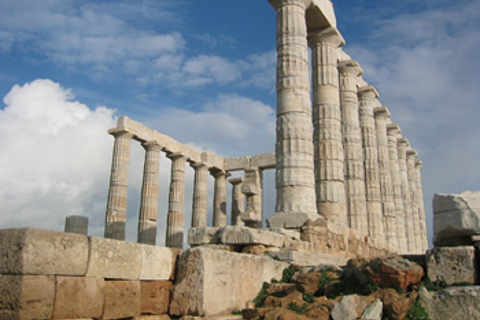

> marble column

[
  {"left": 268, "top": 0, "right": 318, "bottom": 229},
  {"left": 137, "top": 141, "right": 162, "bottom": 245},
  {"left": 397, "top": 138, "right": 415, "bottom": 253},
  {"left": 212, "top": 169, "right": 228, "bottom": 227},
  {"left": 406, "top": 149, "right": 422, "bottom": 253},
  {"left": 309, "top": 27, "right": 347, "bottom": 226},
  {"left": 242, "top": 168, "right": 263, "bottom": 228},
  {"left": 191, "top": 162, "right": 209, "bottom": 227},
  {"left": 338, "top": 60, "right": 368, "bottom": 234},
  {"left": 358, "top": 86, "right": 384, "bottom": 241},
  {"left": 374, "top": 106, "right": 397, "bottom": 247},
  {"left": 229, "top": 178, "right": 245, "bottom": 226},
  {"left": 415, "top": 160, "right": 429, "bottom": 251},
  {"left": 165, "top": 153, "right": 186, "bottom": 249},
  {"left": 105, "top": 129, "right": 133, "bottom": 240},
  {"left": 386, "top": 123, "right": 408, "bottom": 253}
]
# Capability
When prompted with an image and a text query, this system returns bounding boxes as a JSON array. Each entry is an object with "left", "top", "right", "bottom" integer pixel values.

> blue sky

[{"left": 1, "top": 0, "right": 479, "bottom": 247}]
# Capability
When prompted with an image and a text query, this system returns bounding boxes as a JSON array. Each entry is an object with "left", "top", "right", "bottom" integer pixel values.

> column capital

[
  {"left": 190, "top": 161, "right": 208, "bottom": 169},
  {"left": 358, "top": 85, "right": 379, "bottom": 99},
  {"left": 387, "top": 123, "right": 401, "bottom": 135},
  {"left": 397, "top": 138, "right": 410, "bottom": 148},
  {"left": 166, "top": 152, "right": 186, "bottom": 161},
  {"left": 406, "top": 149, "right": 418, "bottom": 159},
  {"left": 338, "top": 60, "right": 363, "bottom": 77},
  {"left": 269, "top": 0, "right": 312, "bottom": 11},
  {"left": 108, "top": 128, "right": 134, "bottom": 139},
  {"left": 415, "top": 160, "right": 423, "bottom": 169},
  {"left": 228, "top": 177, "right": 244, "bottom": 185},
  {"left": 210, "top": 168, "right": 229, "bottom": 178},
  {"left": 308, "top": 27, "right": 345, "bottom": 48},
  {"left": 374, "top": 106, "right": 391, "bottom": 119},
  {"left": 142, "top": 140, "right": 162, "bottom": 152}
]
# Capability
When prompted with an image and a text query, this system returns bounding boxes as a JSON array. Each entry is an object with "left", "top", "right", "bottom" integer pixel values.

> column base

[{"left": 267, "top": 212, "right": 320, "bottom": 229}]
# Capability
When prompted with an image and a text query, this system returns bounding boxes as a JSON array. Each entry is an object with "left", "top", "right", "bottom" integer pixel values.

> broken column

[
  {"left": 338, "top": 60, "right": 368, "bottom": 234},
  {"left": 242, "top": 168, "right": 263, "bottom": 228},
  {"left": 105, "top": 129, "right": 134, "bottom": 240},
  {"left": 309, "top": 27, "right": 347, "bottom": 226},
  {"left": 166, "top": 153, "right": 186, "bottom": 248},
  {"left": 358, "top": 86, "right": 384, "bottom": 241},
  {"left": 212, "top": 169, "right": 228, "bottom": 227},
  {"left": 137, "top": 141, "right": 162, "bottom": 245},
  {"left": 397, "top": 138, "right": 415, "bottom": 253},
  {"left": 386, "top": 123, "right": 408, "bottom": 253},
  {"left": 268, "top": 0, "right": 318, "bottom": 229},
  {"left": 374, "top": 106, "right": 397, "bottom": 247},
  {"left": 229, "top": 178, "right": 245, "bottom": 226},
  {"left": 64, "top": 215, "right": 88, "bottom": 235},
  {"left": 191, "top": 162, "right": 209, "bottom": 227}
]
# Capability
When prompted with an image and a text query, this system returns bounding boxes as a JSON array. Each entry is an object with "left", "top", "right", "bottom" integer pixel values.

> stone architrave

[
  {"left": 406, "top": 149, "right": 422, "bottom": 253},
  {"left": 374, "top": 106, "right": 397, "bottom": 247},
  {"left": 229, "top": 178, "right": 245, "bottom": 226},
  {"left": 138, "top": 141, "right": 162, "bottom": 245},
  {"left": 165, "top": 153, "right": 187, "bottom": 249},
  {"left": 415, "top": 160, "right": 428, "bottom": 251},
  {"left": 212, "top": 169, "right": 228, "bottom": 227},
  {"left": 191, "top": 162, "right": 209, "bottom": 228},
  {"left": 358, "top": 86, "right": 384, "bottom": 241},
  {"left": 397, "top": 138, "right": 415, "bottom": 253},
  {"left": 338, "top": 60, "right": 368, "bottom": 234},
  {"left": 105, "top": 129, "right": 134, "bottom": 240},
  {"left": 267, "top": 0, "right": 318, "bottom": 229},
  {"left": 309, "top": 27, "right": 347, "bottom": 226},
  {"left": 241, "top": 168, "right": 263, "bottom": 228},
  {"left": 386, "top": 124, "right": 408, "bottom": 253}
]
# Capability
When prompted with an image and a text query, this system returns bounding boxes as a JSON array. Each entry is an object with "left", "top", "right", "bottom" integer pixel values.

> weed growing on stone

[
  {"left": 288, "top": 301, "right": 308, "bottom": 314},
  {"left": 281, "top": 265, "right": 297, "bottom": 283},
  {"left": 405, "top": 299, "right": 431, "bottom": 320},
  {"left": 253, "top": 282, "right": 271, "bottom": 307},
  {"left": 302, "top": 292, "right": 314, "bottom": 303}
]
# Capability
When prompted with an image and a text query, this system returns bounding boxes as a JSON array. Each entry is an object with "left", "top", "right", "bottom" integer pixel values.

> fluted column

[
  {"left": 268, "top": 0, "right": 318, "bottom": 229},
  {"left": 137, "top": 141, "right": 162, "bottom": 245},
  {"left": 338, "top": 60, "right": 368, "bottom": 233},
  {"left": 212, "top": 169, "right": 228, "bottom": 227},
  {"left": 358, "top": 86, "right": 384, "bottom": 241},
  {"left": 406, "top": 149, "right": 422, "bottom": 253},
  {"left": 165, "top": 153, "right": 186, "bottom": 248},
  {"left": 415, "top": 160, "right": 429, "bottom": 251},
  {"left": 374, "top": 106, "right": 397, "bottom": 247},
  {"left": 229, "top": 178, "right": 245, "bottom": 226},
  {"left": 105, "top": 129, "right": 133, "bottom": 240},
  {"left": 397, "top": 138, "right": 415, "bottom": 253},
  {"left": 387, "top": 124, "right": 408, "bottom": 253},
  {"left": 242, "top": 168, "right": 263, "bottom": 228},
  {"left": 309, "top": 27, "right": 347, "bottom": 226},
  {"left": 191, "top": 162, "right": 209, "bottom": 227}
]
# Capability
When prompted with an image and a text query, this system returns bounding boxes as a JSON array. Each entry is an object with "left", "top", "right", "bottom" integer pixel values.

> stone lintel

[
  {"left": 373, "top": 106, "right": 391, "bottom": 118},
  {"left": 224, "top": 156, "right": 250, "bottom": 171},
  {"left": 338, "top": 59, "right": 363, "bottom": 77},
  {"left": 358, "top": 85, "right": 379, "bottom": 99},
  {"left": 308, "top": 26, "right": 345, "bottom": 48},
  {"left": 251, "top": 153, "right": 275, "bottom": 170}
]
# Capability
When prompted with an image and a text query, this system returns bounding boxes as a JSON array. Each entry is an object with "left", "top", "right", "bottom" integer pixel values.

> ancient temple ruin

[{"left": 102, "top": 0, "right": 428, "bottom": 256}]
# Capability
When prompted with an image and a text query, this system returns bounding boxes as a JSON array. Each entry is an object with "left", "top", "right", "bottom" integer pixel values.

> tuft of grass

[
  {"left": 405, "top": 299, "right": 431, "bottom": 320},
  {"left": 302, "top": 292, "right": 314, "bottom": 303},
  {"left": 288, "top": 302, "right": 308, "bottom": 314}
]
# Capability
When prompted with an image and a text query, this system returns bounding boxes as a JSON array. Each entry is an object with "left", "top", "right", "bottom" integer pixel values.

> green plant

[
  {"left": 253, "top": 282, "right": 270, "bottom": 307},
  {"left": 231, "top": 309, "right": 242, "bottom": 315},
  {"left": 288, "top": 302, "right": 308, "bottom": 314},
  {"left": 281, "top": 265, "right": 297, "bottom": 283},
  {"left": 405, "top": 300, "right": 431, "bottom": 320},
  {"left": 302, "top": 292, "right": 314, "bottom": 303},
  {"left": 423, "top": 277, "right": 447, "bottom": 291}
]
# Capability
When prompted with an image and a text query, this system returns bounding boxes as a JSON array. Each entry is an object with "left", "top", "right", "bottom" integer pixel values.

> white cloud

[{"left": 0, "top": 79, "right": 117, "bottom": 234}]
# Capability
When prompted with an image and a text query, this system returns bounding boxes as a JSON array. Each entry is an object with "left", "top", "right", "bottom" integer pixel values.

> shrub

[{"left": 281, "top": 265, "right": 297, "bottom": 283}]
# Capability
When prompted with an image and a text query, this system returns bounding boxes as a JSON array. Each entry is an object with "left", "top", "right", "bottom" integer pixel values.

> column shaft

[
  {"left": 212, "top": 170, "right": 228, "bottom": 227},
  {"left": 374, "top": 107, "right": 397, "bottom": 247},
  {"left": 242, "top": 168, "right": 263, "bottom": 228},
  {"left": 397, "top": 138, "right": 415, "bottom": 253},
  {"left": 191, "top": 162, "right": 209, "bottom": 227},
  {"left": 387, "top": 124, "right": 408, "bottom": 253},
  {"left": 105, "top": 130, "right": 133, "bottom": 240},
  {"left": 309, "top": 28, "right": 347, "bottom": 226},
  {"left": 268, "top": 0, "right": 318, "bottom": 228},
  {"left": 407, "top": 149, "right": 422, "bottom": 253},
  {"left": 229, "top": 178, "right": 245, "bottom": 226},
  {"left": 165, "top": 154, "right": 186, "bottom": 248},
  {"left": 338, "top": 60, "right": 368, "bottom": 234},
  {"left": 358, "top": 86, "right": 384, "bottom": 241},
  {"left": 415, "top": 160, "right": 429, "bottom": 251},
  {"left": 137, "top": 141, "right": 161, "bottom": 245}
]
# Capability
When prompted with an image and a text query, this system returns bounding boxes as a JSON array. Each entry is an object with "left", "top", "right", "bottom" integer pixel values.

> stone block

[
  {"left": 267, "top": 249, "right": 348, "bottom": 267},
  {"left": 102, "top": 280, "right": 141, "bottom": 320},
  {"left": 0, "top": 275, "right": 55, "bottom": 320},
  {"left": 52, "top": 276, "right": 104, "bottom": 319},
  {"left": 140, "top": 245, "right": 180, "bottom": 281},
  {"left": 218, "top": 226, "right": 288, "bottom": 247},
  {"left": 426, "top": 246, "right": 477, "bottom": 286},
  {"left": 141, "top": 281, "right": 172, "bottom": 315},
  {"left": 86, "top": 236, "right": 142, "bottom": 280},
  {"left": 331, "top": 294, "right": 360, "bottom": 320},
  {"left": 0, "top": 228, "right": 89, "bottom": 276},
  {"left": 419, "top": 286, "right": 480, "bottom": 320},
  {"left": 170, "top": 248, "right": 288, "bottom": 316},
  {"left": 267, "top": 212, "right": 313, "bottom": 229},
  {"left": 433, "top": 191, "right": 480, "bottom": 246},
  {"left": 134, "top": 316, "right": 171, "bottom": 320},
  {"left": 188, "top": 227, "right": 221, "bottom": 246}
]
